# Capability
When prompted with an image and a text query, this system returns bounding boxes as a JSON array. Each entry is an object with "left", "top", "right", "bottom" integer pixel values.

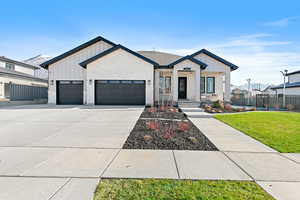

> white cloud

[
  {"left": 157, "top": 33, "right": 300, "bottom": 85},
  {"left": 263, "top": 17, "right": 298, "bottom": 27}
]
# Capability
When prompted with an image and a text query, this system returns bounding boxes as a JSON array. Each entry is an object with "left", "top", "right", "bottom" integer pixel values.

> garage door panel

[
  {"left": 95, "top": 80, "right": 145, "bottom": 105},
  {"left": 57, "top": 81, "right": 83, "bottom": 105}
]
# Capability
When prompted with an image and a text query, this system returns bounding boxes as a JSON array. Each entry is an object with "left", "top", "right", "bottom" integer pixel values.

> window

[
  {"left": 200, "top": 77, "right": 205, "bottom": 93},
  {"left": 5, "top": 62, "right": 15, "bottom": 70},
  {"left": 206, "top": 77, "right": 215, "bottom": 93},
  {"left": 159, "top": 76, "right": 171, "bottom": 94}
]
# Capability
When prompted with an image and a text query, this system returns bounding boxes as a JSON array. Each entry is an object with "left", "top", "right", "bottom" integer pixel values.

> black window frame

[
  {"left": 200, "top": 77, "right": 206, "bottom": 93},
  {"left": 206, "top": 77, "right": 215, "bottom": 93}
]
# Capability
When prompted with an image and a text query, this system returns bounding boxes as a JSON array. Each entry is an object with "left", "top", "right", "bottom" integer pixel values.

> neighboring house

[
  {"left": 0, "top": 56, "right": 48, "bottom": 100},
  {"left": 23, "top": 55, "right": 51, "bottom": 79},
  {"left": 261, "top": 85, "right": 276, "bottom": 95},
  {"left": 40, "top": 36, "right": 238, "bottom": 105},
  {"left": 272, "top": 70, "right": 300, "bottom": 95}
]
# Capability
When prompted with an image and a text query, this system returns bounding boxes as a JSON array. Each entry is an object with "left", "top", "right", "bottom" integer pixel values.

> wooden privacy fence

[{"left": 4, "top": 83, "right": 48, "bottom": 101}]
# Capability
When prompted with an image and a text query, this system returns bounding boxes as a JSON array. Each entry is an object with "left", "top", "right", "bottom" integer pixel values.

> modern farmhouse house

[{"left": 41, "top": 36, "right": 238, "bottom": 106}]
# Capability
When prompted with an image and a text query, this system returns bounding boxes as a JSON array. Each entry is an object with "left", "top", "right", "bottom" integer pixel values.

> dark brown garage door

[
  {"left": 57, "top": 80, "right": 83, "bottom": 105},
  {"left": 95, "top": 80, "right": 145, "bottom": 105}
]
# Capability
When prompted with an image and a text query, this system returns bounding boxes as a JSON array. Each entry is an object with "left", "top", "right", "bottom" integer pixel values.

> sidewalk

[{"left": 1, "top": 109, "right": 300, "bottom": 200}]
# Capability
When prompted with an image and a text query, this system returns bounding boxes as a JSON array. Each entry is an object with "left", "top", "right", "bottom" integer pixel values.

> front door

[{"left": 178, "top": 77, "right": 187, "bottom": 99}]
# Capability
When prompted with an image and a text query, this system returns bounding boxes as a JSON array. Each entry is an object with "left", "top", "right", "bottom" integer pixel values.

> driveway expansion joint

[
  {"left": 47, "top": 178, "right": 72, "bottom": 200},
  {"left": 172, "top": 150, "right": 181, "bottom": 179},
  {"left": 221, "top": 151, "right": 255, "bottom": 181}
]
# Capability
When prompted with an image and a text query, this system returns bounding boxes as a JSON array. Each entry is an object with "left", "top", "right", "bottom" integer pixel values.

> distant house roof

[
  {"left": 40, "top": 36, "right": 117, "bottom": 69},
  {"left": 0, "top": 56, "right": 38, "bottom": 69},
  {"left": 190, "top": 49, "right": 239, "bottom": 71},
  {"left": 79, "top": 45, "right": 159, "bottom": 68},
  {"left": 287, "top": 70, "right": 300, "bottom": 76},
  {"left": 0, "top": 67, "right": 47, "bottom": 83},
  {"left": 271, "top": 81, "right": 300, "bottom": 89},
  {"left": 137, "top": 51, "right": 182, "bottom": 66}
]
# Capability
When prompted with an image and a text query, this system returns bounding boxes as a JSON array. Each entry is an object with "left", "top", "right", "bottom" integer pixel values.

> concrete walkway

[
  {"left": 0, "top": 105, "right": 299, "bottom": 200},
  {"left": 183, "top": 109, "right": 300, "bottom": 200}
]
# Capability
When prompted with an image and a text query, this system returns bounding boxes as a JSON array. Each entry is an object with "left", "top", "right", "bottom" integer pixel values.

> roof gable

[
  {"left": 190, "top": 49, "right": 238, "bottom": 71},
  {"left": 287, "top": 70, "right": 300, "bottom": 76},
  {"left": 40, "top": 36, "right": 116, "bottom": 69},
  {"left": 79, "top": 45, "right": 159, "bottom": 68},
  {"left": 168, "top": 55, "right": 207, "bottom": 69}
]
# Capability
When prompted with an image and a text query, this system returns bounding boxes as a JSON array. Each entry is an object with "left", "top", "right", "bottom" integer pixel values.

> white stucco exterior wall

[
  {"left": 288, "top": 73, "right": 300, "bottom": 83},
  {"left": 194, "top": 53, "right": 231, "bottom": 101},
  {"left": 275, "top": 87, "right": 300, "bottom": 95},
  {"left": 14, "top": 65, "right": 35, "bottom": 76},
  {"left": 47, "top": 41, "right": 113, "bottom": 104},
  {"left": 86, "top": 48, "right": 154, "bottom": 105}
]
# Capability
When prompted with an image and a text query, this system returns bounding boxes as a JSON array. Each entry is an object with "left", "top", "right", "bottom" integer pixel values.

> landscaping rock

[{"left": 123, "top": 108, "right": 218, "bottom": 151}]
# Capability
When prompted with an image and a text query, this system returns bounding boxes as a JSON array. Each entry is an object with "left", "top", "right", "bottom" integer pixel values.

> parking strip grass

[
  {"left": 94, "top": 179, "right": 275, "bottom": 200},
  {"left": 215, "top": 112, "right": 300, "bottom": 153}
]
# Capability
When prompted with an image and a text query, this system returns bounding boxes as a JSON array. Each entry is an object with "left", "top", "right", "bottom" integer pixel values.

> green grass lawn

[
  {"left": 94, "top": 179, "right": 274, "bottom": 200},
  {"left": 215, "top": 112, "right": 300, "bottom": 153}
]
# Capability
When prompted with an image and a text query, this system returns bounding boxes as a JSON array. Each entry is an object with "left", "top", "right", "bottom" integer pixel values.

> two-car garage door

[
  {"left": 95, "top": 80, "right": 145, "bottom": 105},
  {"left": 56, "top": 80, "right": 145, "bottom": 105}
]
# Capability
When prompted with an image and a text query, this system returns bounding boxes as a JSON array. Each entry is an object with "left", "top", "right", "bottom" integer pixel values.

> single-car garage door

[
  {"left": 57, "top": 80, "right": 83, "bottom": 105},
  {"left": 95, "top": 80, "right": 145, "bottom": 105}
]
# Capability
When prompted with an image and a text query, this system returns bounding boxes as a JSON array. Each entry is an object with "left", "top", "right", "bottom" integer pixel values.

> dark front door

[
  {"left": 178, "top": 77, "right": 187, "bottom": 99},
  {"left": 95, "top": 80, "right": 145, "bottom": 105}
]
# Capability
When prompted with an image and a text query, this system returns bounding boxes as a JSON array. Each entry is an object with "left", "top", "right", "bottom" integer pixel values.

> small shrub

[
  {"left": 146, "top": 120, "right": 160, "bottom": 130},
  {"left": 287, "top": 104, "right": 295, "bottom": 111},
  {"left": 178, "top": 121, "right": 190, "bottom": 132},
  {"left": 224, "top": 104, "right": 232, "bottom": 111}
]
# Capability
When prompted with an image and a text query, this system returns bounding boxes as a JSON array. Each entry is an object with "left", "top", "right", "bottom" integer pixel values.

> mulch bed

[{"left": 123, "top": 107, "right": 218, "bottom": 151}]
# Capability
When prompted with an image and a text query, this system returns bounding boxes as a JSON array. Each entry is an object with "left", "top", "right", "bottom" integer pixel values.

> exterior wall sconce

[
  {"left": 50, "top": 80, "right": 54, "bottom": 85},
  {"left": 147, "top": 80, "right": 151, "bottom": 85},
  {"left": 89, "top": 79, "right": 93, "bottom": 85}
]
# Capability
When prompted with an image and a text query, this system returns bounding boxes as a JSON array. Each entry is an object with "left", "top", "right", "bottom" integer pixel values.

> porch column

[
  {"left": 224, "top": 70, "right": 231, "bottom": 102},
  {"left": 172, "top": 69, "right": 178, "bottom": 102},
  {"left": 195, "top": 68, "right": 201, "bottom": 101},
  {"left": 154, "top": 70, "right": 160, "bottom": 103}
]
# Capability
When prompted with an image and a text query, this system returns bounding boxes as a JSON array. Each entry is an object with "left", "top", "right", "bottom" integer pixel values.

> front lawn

[
  {"left": 94, "top": 179, "right": 274, "bottom": 200},
  {"left": 215, "top": 112, "right": 300, "bottom": 153}
]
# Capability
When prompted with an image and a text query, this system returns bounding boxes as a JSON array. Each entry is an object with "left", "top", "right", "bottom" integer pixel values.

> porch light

[
  {"left": 89, "top": 79, "right": 93, "bottom": 85},
  {"left": 50, "top": 80, "right": 54, "bottom": 85},
  {"left": 147, "top": 80, "right": 151, "bottom": 85}
]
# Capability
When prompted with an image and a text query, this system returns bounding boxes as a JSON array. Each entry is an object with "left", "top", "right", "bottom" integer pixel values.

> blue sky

[{"left": 1, "top": 0, "right": 300, "bottom": 85}]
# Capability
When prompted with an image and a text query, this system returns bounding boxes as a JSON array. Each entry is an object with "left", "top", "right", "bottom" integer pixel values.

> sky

[{"left": 0, "top": 0, "right": 300, "bottom": 85}]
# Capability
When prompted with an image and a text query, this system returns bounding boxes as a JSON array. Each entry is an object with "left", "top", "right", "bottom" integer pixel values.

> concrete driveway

[
  {"left": 0, "top": 104, "right": 143, "bottom": 148},
  {"left": 0, "top": 105, "right": 143, "bottom": 200}
]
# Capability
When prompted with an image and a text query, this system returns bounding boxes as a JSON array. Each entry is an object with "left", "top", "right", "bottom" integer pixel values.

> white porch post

[
  {"left": 172, "top": 69, "right": 178, "bottom": 103},
  {"left": 195, "top": 68, "right": 201, "bottom": 101},
  {"left": 224, "top": 70, "right": 231, "bottom": 102},
  {"left": 154, "top": 70, "right": 160, "bottom": 103}
]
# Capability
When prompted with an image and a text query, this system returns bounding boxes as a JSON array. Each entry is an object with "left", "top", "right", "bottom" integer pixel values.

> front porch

[{"left": 154, "top": 66, "right": 229, "bottom": 106}]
